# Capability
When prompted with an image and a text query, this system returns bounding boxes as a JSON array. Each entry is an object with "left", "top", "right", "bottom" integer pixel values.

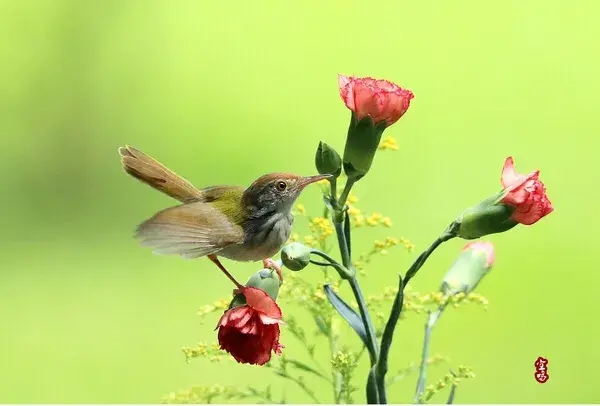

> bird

[{"left": 118, "top": 145, "right": 330, "bottom": 287}]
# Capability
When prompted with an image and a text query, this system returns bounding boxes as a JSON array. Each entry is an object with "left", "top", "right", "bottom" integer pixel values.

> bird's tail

[{"left": 118, "top": 145, "right": 203, "bottom": 203}]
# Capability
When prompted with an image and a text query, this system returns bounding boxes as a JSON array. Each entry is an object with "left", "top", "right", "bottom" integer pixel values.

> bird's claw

[{"left": 263, "top": 258, "right": 283, "bottom": 283}]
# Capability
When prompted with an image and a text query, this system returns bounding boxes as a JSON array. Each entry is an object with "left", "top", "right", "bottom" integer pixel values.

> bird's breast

[{"left": 218, "top": 212, "right": 293, "bottom": 262}]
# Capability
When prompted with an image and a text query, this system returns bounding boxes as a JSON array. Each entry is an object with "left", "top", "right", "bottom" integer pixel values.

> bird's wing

[
  {"left": 135, "top": 201, "right": 245, "bottom": 259},
  {"left": 119, "top": 145, "right": 204, "bottom": 203}
]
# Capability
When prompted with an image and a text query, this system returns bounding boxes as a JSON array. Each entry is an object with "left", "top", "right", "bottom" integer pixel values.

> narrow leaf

[
  {"left": 379, "top": 276, "right": 404, "bottom": 370},
  {"left": 314, "top": 314, "right": 330, "bottom": 336},
  {"left": 375, "top": 275, "right": 404, "bottom": 395},
  {"left": 366, "top": 366, "right": 379, "bottom": 404},
  {"left": 344, "top": 210, "right": 352, "bottom": 258},
  {"left": 286, "top": 358, "right": 331, "bottom": 382},
  {"left": 323, "top": 284, "right": 368, "bottom": 348}
]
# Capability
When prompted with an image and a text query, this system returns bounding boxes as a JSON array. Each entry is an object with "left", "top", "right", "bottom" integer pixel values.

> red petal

[
  {"left": 501, "top": 157, "right": 518, "bottom": 188},
  {"left": 241, "top": 287, "right": 282, "bottom": 319},
  {"left": 217, "top": 318, "right": 283, "bottom": 366}
]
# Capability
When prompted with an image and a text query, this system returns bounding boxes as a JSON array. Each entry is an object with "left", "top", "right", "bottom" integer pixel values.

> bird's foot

[{"left": 263, "top": 258, "right": 283, "bottom": 283}]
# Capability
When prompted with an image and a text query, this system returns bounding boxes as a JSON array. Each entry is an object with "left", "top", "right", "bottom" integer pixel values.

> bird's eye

[{"left": 275, "top": 181, "right": 287, "bottom": 191}]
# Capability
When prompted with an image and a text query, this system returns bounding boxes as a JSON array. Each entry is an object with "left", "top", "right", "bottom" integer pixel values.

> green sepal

[
  {"left": 315, "top": 140, "right": 342, "bottom": 178},
  {"left": 457, "top": 192, "right": 518, "bottom": 240},
  {"left": 226, "top": 268, "right": 282, "bottom": 309},
  {"left": 227, "top": 292, "right": 247, "bottom": 309},
  {"left": 342, "top": 113, "right": 387, "bottom": 181}
]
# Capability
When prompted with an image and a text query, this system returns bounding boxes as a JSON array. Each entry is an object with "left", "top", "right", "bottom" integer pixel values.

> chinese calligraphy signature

[{"left": 534, "top": 356, "right": 549, "bottom": 383}]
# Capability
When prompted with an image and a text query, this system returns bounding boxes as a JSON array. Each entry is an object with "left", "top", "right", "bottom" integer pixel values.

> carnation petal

[{"left": 242, "top": 286, "right": 282, "bottom": 319}]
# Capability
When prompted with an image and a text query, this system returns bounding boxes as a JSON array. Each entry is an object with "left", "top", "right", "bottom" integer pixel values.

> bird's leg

[
  {"left": 263, "top": 257, "right": 283, "bottom": 283},
  {"left": 208, "top": 254, "right": 243, "bottom": 291}
]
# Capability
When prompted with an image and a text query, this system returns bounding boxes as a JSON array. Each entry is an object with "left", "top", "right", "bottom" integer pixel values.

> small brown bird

[{"left": 118, "top": 145, "right": 329, "bottom": 286}]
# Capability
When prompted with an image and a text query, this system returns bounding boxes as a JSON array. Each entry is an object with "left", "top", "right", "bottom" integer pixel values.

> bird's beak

[{"left": 298, "top": 174, "right": 332, "bottom": 189}]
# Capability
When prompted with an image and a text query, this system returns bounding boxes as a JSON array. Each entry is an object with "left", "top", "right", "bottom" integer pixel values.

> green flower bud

[
  {"left": 440, "top": 241, "right": 495, "bottom": 296},
  {"left": 342, "top": 114, "right": 387, "bottom": 181},
  {"left": 233, "top": 268, "right": 281, "bottom": 304},
  {"left": 281, "top": 242, "right": 311, "bottom": 271},
  {"left": 315, "top": 141, "right": 342, "bottom": 178},
  {"left": 456, "top": 192, "right": 518, "bottom": 240}
]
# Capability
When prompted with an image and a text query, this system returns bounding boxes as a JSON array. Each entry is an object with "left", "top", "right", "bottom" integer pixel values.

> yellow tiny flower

[
  {"left": 353, "top": 214, "right": 365, "bottom": 227},
  {"left": 313, "top": 290, "right": 326, "bottom": 301},
  {"left": 385, "top": 236, "right": 399, "bottom": 246},
  {"left": 304, "top": 235, "right": 316, "bottom": 247},
  {"left": 347, "top": 194, "right": 359, "bottom": 204},
  {"left": 379, "top": 135, "right": 399, "bottom": 151},
  {"left": 366, "top": 218, "right": 378, "bottom": 226},
  {"left": 381, "top": 217, "right": 393, "bottom": 227},
  {"left": 296, "top": 204, "right": 306, "bottom": 215},
  {"left": 347, "top": 204, "right": 361, "bottom": 216}
]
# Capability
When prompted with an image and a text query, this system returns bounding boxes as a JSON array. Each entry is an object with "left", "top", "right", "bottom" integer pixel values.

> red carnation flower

[
  {"left": 216, "top": 286, "right": 284, "bottom": 365},
  {"left": 338, "top": 74, "right": 414, "bottom": 126},
  {"left": 500, "top": 157, "right": 554, "bottom": 225}
]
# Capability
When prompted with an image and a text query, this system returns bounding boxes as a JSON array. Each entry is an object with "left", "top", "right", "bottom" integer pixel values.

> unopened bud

[
  {"left": 440, "top": 241, "right": 495, "bottom": 296},
  {"left": 315, "top": 141, "right": 342, "bottom": 178},
  {"left": 281, "top": 242, "right": 311, "bottom": 271},
  {"left": 244, "top": 268, "right": 281, "bottom": 301},
  {"left": 456, "top": 193, "right": 518, "bottom": 240}
]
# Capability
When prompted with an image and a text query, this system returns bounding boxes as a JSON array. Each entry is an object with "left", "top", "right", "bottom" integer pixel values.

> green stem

[
  {"left": 310, "top": 249, "right": 353, "bottom": 279},
  {"left": 414, "top": 306, "right": 445, "bottom": 404},
  {"left": 330, "top": 177, "right": 380, "bottom": 404},
  {"left": 403, "top": 222, "right": 459, "bottom": 288},
  {"left": 328, "top": 327, "right": 343, "bottom": 403},
  {"left": 331, "top": 220, "right": 378, "bottom": 367},
  {"left": 338, "top": 178, "right": 356, "bottom": 209},
  {"left": 329, "top": 177, "right": 338, "bottom": 203},
  {"left": 284, "top": 374, "right": 322, "bottom": 404}
]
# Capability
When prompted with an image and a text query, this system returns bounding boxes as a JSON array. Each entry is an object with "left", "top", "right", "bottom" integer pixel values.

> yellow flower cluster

[
  {"left": 419, "top": 365, "right": 476, "bottom": 403},
  {"left": 196, "top": 299, "right": 230, "bottom": 318},
  {"left": 278, "top": 271, "right": 340, "bottom": 311},
  {"left": 331, "top": 350, "right": 358, "bottom": 370},
  {"left": 363, "top": 286, "right": 489, "bottom": 336},
  {"left": 181, "top": 342, "right": 227, "bottom": 363},
  {"left": 308, "top": 216, "right": 335, "bottom": 243},
  {"left": 162, "top": 384, "right": 239, "bottom": 404},
  {"left": 379, "top": 135, "right": 399, "bottom": 151}
]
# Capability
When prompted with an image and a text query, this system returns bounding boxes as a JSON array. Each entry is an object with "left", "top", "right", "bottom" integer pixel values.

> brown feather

[
  {"left": 135, "top": 201, "right": 245, "bottom": 259},
  {"left": 118, "top": 145, "right": 203, "bottom": 203}
]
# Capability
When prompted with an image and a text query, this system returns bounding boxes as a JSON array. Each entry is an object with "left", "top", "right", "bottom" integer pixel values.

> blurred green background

[{"left": 1, "top": 0, "right": 598, "bottom": 403}]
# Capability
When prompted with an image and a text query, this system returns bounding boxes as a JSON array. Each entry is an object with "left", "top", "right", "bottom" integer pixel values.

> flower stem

[
  {"left": 310, "top": 249, "right": 353, "bottom": 280},
  {"left": 338, "top": 178, "right": 356, "bottom": 209},
  {"left": 403, "top": 222, "right": 459, "bottom": 288},
  {"left": 328, "top": 327, "right": 343, "bottom": 403},
  {"left": 414, "top": 306, "right": 445, "bottom": 404},
  {"left": 329, "top": 177, "right": 338, "bottom": 203},
  {"left": 331, "top": 177, "right": 380, "bottom": 404}
]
